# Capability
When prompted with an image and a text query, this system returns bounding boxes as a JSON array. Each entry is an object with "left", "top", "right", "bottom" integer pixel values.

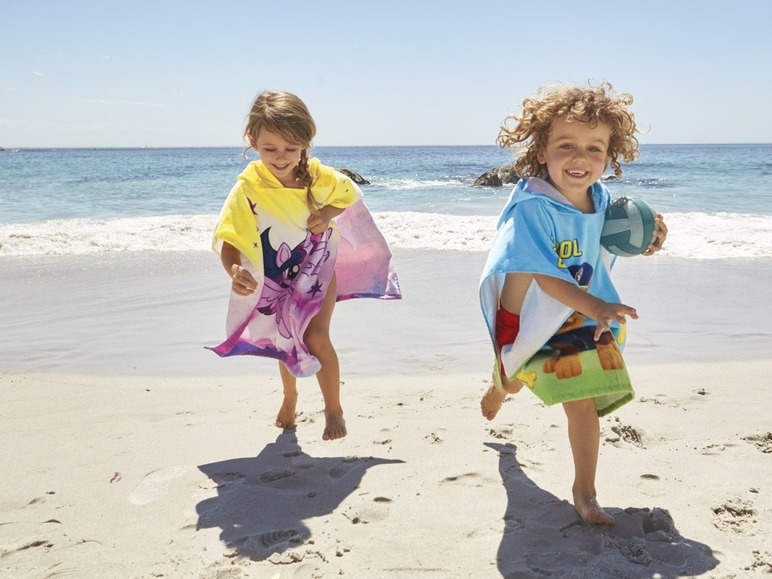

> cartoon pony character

[
  {"left": 542, "top": 263, "right": 625, "bottom": 379},
  {"left": 257, "top": 227, "right": 332, "bottom": 339}
]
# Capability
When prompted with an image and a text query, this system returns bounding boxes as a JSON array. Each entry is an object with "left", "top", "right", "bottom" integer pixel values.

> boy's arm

[{"left": 533, "top": 274, "right": 638, "bottom": 340}]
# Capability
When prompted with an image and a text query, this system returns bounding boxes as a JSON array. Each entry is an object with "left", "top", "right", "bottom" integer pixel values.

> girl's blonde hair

[
  {"left": 244, "top": 91, "right": 321, "bottom": 214},
  {"left": 498, "top": 82, "right": 640, "bottom": 180}
]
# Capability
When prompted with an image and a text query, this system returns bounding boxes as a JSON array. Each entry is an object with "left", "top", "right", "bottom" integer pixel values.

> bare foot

[
  {"left": 574, "top": 495, "right": 615, "bottom": 525},
  {"left": 481, "top": 382, "right": 508, "bottom": 421},
  {"left": 481, "top": 374, "right": 525, "bottom": 420},
  {"left": 275, "top": 395, "right": 298, "bottom": 430},
  {"left": 323, "top": 411, "right": 347, "bottom": 441}
]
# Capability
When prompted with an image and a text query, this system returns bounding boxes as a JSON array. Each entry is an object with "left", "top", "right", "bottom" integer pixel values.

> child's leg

[
  {"left": 276, "top": 362, "right": 299, "bottom": 429},
  {"left": 562, "top": 398, "right": 615, "bottom": 525},
  {"left": 304, "top": 275, "right": 346, "bottom": 441},
  {"left": 481, "top": 373, "right": 524, "bottom": 421},
  {"left": 481, "top": 299, "right": 525, "bottom": 421}
]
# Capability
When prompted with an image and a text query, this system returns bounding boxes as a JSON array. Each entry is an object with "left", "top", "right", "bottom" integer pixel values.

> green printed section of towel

[{"left": 511, "top": 328, "right": 633, "bottom": 417}]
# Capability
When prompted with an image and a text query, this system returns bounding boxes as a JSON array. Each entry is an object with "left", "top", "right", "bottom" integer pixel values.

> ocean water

[{"left": 1, "top": 144, "right": 771, "bottom": 259}]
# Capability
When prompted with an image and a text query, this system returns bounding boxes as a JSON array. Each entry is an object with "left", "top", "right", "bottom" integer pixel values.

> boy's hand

[
  {"left": 592, "top": 302, "right": 638, "bottom": 341},
  {"left": 643, "top": 213, "right": 668, "bottom": 256},
  {"left": 533, "top": 274, "right": 638, "bottom": 341}
]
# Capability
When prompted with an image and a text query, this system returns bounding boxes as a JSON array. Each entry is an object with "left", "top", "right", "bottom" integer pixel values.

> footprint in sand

[
  {"left": 254, "top": 528, "right": 304, "bottom": 549},
  {"left": 4, "top": 539, "right": 54, "bottom": 555},
  {"left": 343, "top": 503, "right": 390, "bottom": 524},
  {"left": 259, "top": 468, "right": 296, "bottom": 483},
  {"left": 700, "top": 442, "right": 737, "bottom": 455},
  {"left": 637, "top": 473, "right": 666, "bottom": 498},
  {"left": 742, "top": 432, "right": 772, "bottom": 453},
  {"left": 605, "top": 419, "right": 645, "bottom": 448},
  {"left": 424, "top": 432, "right": 443, "bottom": 444},
  {"left": 295, "top": 411, "right": 315, "bottom": 425},
  {"left": 487, "top": 426, "right": 513, "bottom": 440},
  {"left": 562, "top": 507, "right": 714, "bottom": 570},
  {"left": 198, "top": 471, "right": 246, "bottom": 491},
  {"left": 200, "top": 559, "right": 252, "bottom": 577},
  {"left": 441, "top": 472, "right": 486, "bottom": 487},
  {"left": 24, "top": 494, "right": 52, "bottom": 507},
  {"left": 503, "top": 514, "right": 525, "bottom": 533},
  {"left": 128, "top": 465, "right": 194, "bottom": 506},
  {"left": 638, "top": 395, "right": 680, "bottom": 408},
  {"left": 748, "top": 550, "right": 772, "bottom": 573},
  {"left": 712, "top": 497, "right": 756, "bottom": 534},
  {"left": 327, "top": 456, "right": 369, "bottom": 479}
]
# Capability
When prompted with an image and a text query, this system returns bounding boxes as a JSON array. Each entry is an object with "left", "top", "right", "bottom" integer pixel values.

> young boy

[{"left": 479, "top": 82, "right": 668, "bottom": 524}]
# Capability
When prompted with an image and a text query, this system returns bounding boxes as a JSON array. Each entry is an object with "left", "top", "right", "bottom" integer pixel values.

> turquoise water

[
  {"left": 2, "top": 144, "right": 770, "bottom": 223},
  {"left": 1, "top": 145, "right": 771, "bottom": 259}
]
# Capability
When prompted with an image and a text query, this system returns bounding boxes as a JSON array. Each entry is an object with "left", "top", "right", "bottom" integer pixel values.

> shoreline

[
  {"left": 1, "top": 249, "right": 770, "bottom": 377},
  {"left": 2, "top": 211, "right": 772, "bottom": 258}
]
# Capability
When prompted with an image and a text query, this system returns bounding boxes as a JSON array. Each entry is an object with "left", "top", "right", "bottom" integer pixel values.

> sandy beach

[{"left": 1, "top": 249, "right": 770, "bottom": 578}]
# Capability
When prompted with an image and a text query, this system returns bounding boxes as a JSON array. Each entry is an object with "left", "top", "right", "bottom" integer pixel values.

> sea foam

[{"left": 0, "top": 212, "right": 769, "bottom": 259}]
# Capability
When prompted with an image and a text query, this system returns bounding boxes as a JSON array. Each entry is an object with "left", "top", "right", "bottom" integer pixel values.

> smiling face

[
  {"left": 252, "top": 129, "right": 306, "bottom": 188},
  {"left": 537, "top": 116, "right": 611, "bottom": 207}
]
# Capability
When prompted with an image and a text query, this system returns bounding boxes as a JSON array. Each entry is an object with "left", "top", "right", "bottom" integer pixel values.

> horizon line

[{"left": 2, "top": 142, "right": 771, "bottom": 151}]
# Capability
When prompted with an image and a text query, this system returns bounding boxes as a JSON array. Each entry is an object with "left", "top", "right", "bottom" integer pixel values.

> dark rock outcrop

[
  {"left": 473, "top": 164, "right": 519, "bottom": 187},
  {"left": 338, "top": 168, "right": 370, "bottom": 185}
]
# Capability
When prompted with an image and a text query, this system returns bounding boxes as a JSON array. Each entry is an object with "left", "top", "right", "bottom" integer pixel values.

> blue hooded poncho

[{"left": 479, "top": 177, "right": 633, "bottom": 416}]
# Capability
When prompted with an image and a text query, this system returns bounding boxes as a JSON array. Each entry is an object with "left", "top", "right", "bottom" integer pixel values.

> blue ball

[{"left": 601, "top": 197, "right": 657, "bottom": 257}]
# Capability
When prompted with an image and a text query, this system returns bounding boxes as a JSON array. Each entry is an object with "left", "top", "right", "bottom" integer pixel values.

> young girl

[
  {"left": 209, "top": 91, "right": 401, "bottom": 441},
  {"left": 479, "top": 82, "right": 668, "bottom": 524}
]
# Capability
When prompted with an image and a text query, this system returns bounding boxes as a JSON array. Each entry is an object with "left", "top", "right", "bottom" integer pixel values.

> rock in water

[
  {"left": 338, "top": 168, "right": 370, "bottom": 185},
  {"left": 473, "top": 164, "right": 519, "bottom": 187}
]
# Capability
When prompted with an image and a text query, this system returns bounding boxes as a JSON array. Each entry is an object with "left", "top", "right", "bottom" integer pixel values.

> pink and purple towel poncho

[{"left": 209, "top": 158, "right": 401, "bottom": 377}]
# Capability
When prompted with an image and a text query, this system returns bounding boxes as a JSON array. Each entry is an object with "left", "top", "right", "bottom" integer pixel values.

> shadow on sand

[
  {"left": 196, "top": 429, "right": 402, "bottom": 561},
  {"left": 486, "top": 442, "right": 719, "bottom": 578}
]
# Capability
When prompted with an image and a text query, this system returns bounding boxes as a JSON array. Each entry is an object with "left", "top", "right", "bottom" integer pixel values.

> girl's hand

[
  {"left": 308, "top": 205, "right": 346, "bottom": 234},
  {"left": 307, "top": 212, "right": 331, "bottom": 234},
  {"left": 643, "top": 213, "right": 668, "bottom": 256},
  {"left": 230, "top": 264, "right": 257, "bottom": 295},
  {"left": 591, "top": 302, "right": 638, "bottom": 341}
]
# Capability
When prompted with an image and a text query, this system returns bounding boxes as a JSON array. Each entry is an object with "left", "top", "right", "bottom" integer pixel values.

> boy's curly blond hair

[{"left": 498, "top": 82, "right": 640, "bottom": 180}]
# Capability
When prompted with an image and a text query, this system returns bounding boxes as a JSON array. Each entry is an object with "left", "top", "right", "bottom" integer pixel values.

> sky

[{"left": 1, "top": 0, "right": 771, "bottom": 148}]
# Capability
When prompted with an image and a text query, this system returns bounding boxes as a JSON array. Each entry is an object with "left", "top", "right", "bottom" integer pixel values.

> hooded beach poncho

[
  {"left": 209, "top": 158, "right": 401, "bottom": 377},
  {"left": 479, "top": 177, "right": 633, "bottom": 416}
]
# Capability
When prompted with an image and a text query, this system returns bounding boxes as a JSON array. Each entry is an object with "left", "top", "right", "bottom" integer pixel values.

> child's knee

[
  {"left": 304, "top": 329, "right": 333, "bottom": 356},
  {"left": 499, "top": 374, "right": 524, "bottom": 394},
  {"left": 562, "top": 398, "right": 598, "bottom": 419}
]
